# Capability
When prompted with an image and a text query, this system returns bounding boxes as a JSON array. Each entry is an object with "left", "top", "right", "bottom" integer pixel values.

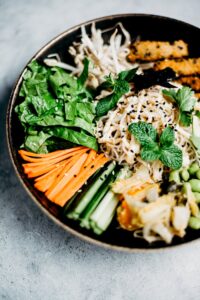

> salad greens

[
  {"left": 163, "top": 86, "right": 196, "bottom": 127},
  {"left": 128, "top": 122, "right": 183, "bottom": 170},
  {"left": 15, "top": 59, "right": 98, "bottom": 153}
]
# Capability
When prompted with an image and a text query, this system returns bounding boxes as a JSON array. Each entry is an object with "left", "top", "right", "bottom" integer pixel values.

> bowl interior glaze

[{"left": 7, "top": 14, "right": 200, "bottom": 251}]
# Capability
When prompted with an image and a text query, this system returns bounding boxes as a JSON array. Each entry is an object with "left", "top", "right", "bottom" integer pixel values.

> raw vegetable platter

[{"left": 7, "top": 14, "right": 200, "bottom": 251}]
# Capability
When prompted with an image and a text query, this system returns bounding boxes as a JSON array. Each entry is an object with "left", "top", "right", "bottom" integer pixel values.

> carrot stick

[
  {"left": 53, "top": 154, "right": 109, "bottom": 207},
  {"left": 18, "top": 147, "right": 85, "bottom": 159},
  {"left": 21, "top": 148, "right": 87, "bottom": 169},
  {"left": 80, "top": 149, "right": 96, "bottom": 171},
  {"left": 47, "top": 153, "right": 88, "bottom": 201},
  {"left": 34, "top": 166, "right": 64, "bottom": 192},
  {"left": 45, "top": 152, "right": 86, "bottom": 196},
  {"left": 19, "top": 147, "right": 87, "bottom": 163}
]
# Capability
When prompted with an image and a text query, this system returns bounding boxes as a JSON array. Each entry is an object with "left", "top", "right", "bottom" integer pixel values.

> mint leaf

[
  {"left": 141, "top": 143, "right": 160, "bottom": 161},
  {"left": 160, "top": 126, "right": 175, "bottom": 148},
  {"left": 128, "top": 121, "right": 183, "bottom": 169},
  {"left": 118, "top": 68, "right": 138, "bottom": 81},
  {"left": 163, "top": 87, "right": 196, "bottom": 127},
  {"left": 96, "top": 79, "right": 129, "bottom": 117},
  {"left": 128, "top": 122, "right": 157, "bottom": 146},
  {"left": 160, "top": 145, "right": 183, "bottom": 170}
]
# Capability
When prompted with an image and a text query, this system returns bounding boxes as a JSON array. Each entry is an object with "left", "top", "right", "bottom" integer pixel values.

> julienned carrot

[
  {"left": 18, "top": 147, "right": 87, "bottom": 163},
  {"left": 53, "top": 154, "right": 109, "bottom": 207},
  {"left": 80, "top": 149, "right": 96, "bottom": 171},
  {"left": 47, "top": 153, "right": 88, "bottom": 201},
  {"left": 19, "top": 146, "right": 109, "bottom": 208},
  {"left": 22, "top": 148, "right": 87, "bottom": 170},
  {"left": 45, "top": 152, "right": 87, "bottom": 197},
  {"left": 34, "top": 166, "right": 63, "bottom": 192},
  {"left": 18, "top": 147, "right": 84, "bottom": 159}
]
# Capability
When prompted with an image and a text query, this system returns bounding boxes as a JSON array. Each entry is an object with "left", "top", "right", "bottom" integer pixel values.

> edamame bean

[
  {"left": 188, "top": 162, "right": 199, "bottom": 175},
  {"left": 196, "top": 170, "right": 200, "bottom": 180},
  {"left": 189, "top": 179, "right": 200, "bottom": 192},
  {"left": 189, "top": 217, "right": 200, "bottom": 230},
  {"left": 169, "top": 170, "right": 180, "bottom": 184},
  {"left": 180, "top": 169, "right": 190, "bottom": 181},
  {"left": 193, "top": 192, "right": 200, "bottom": 203}
]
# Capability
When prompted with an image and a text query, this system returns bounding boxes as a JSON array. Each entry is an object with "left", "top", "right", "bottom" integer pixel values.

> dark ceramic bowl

[{"left": 7, "top": 14, "right": 200, "bottom": 252}]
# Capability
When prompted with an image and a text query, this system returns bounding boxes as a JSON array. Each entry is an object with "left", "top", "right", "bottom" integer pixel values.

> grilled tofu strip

[
  {"left": 154, "top": 58, "right": 200, "bottom": 75},
  {"left": 176, "top": 76, "right": 200, "bottom": 91},
  {"left": 128, "top": 40, "right": 188, "bottom": 62}
]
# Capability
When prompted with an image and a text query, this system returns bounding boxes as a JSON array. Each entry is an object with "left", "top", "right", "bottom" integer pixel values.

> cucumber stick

[
  {"left": 80, "top": 181, "right": 110, "bottom": 229},
  {"left": 89, "top": 166, "right": 130, "bottom": 234},
  {"left": 67, "top": 161, "right": 116, "bottom": 220}
]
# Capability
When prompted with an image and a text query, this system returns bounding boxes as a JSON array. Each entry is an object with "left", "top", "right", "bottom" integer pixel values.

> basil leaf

[
  {"left": 160, "top": 145, "right": 183, "bottom": 170},
  {"left": 128, "top": 122, "right": 157, "bottom": 146}
]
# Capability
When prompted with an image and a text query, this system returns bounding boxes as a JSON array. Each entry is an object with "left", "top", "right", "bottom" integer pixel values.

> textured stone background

[{"left": 1, "top": 0, "right": 200, "bottom": 299}]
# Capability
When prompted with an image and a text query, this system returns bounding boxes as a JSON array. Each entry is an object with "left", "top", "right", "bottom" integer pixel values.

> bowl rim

[{"left": 6, "top": 13, "right": 200, "bottom": 253}]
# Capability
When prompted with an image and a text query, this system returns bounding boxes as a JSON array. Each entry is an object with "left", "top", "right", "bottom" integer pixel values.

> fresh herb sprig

[
  {"left": 163, "top": 86, "right": 196, "bottom": 127},
  {"left": 128, "top": 122, "right": 183, "bottom": 170},
  {"left": 95, "top": 68, "right": 138, "bottom": 117}
]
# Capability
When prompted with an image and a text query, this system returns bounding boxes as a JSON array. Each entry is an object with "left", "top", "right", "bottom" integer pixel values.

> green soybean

[
  {"left": 189, "top": 179, "right": 200, "bottom": 192},
  {"left": 193, "top": 192, "right": 200, "bottom": 203},
  {"left": 169, "top": 170, "right": 180, "bottom": 184},
  {"left": 188, "top": 162, "right": 199, "bottom": 175},
  {"left": 189, "top": 217, "right": 200, "bottom": 230},
  {"left": 196, "top": 169, "right": 200, "bottom": 180},
  {"left": 180, "top": 169, "right": 190, "bottom": 181}
]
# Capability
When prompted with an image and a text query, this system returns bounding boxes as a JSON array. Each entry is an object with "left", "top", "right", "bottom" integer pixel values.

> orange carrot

[
  {"left": 34, "top": 166, "right": 64, "bottom": 192},
  {"left": 45, "top": 152, "right": 87, "bottom": 196},
  {"left": 21, "top": 148, "right": 87, "bottom": 170},
  {"left": 47, "top": 153, "right": 88, "bottom": 201},
  {"left": 18, "top": 147, "right": 87, "bottom": 163},
  {"left": 18, "top": 147, "right": 84, "bottom": 159},
  {"left": 53, "top": 154, "right": 109, "bottom": 207}
]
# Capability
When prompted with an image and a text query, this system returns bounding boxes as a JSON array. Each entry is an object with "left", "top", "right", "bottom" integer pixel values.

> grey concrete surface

[{"left": 1, "top": 0, "right": 200, "bottom": 299}]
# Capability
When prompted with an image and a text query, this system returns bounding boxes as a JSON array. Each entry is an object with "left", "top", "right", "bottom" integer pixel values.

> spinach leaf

[
  {"left": 24, "top": 131, "right": 52, "bottom": 153},
  {"left": 48, "top": 127, "right": 98, "bottom": 150}
]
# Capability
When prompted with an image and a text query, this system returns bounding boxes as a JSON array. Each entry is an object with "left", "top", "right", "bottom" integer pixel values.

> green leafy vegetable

[
  {"left": 96, "top": 68, "right": 138, "bottom": 117},
  {"left": 128, "top": 121, "right": 157, "bottom": 147},
  {"left": 163, "top": 87, "right": 196, "bottom": 126},
  {"left": 15, "top": 60, "right": 97, "bottom": 153},
  {"left": 77, "top": 57, "right": 90, "bottom": 87},
  {"left": 47, "top": 127, "right": 98, "bottom": 150},
  {"left": 128, "top": 122, "right": 183, "bottom": 169}
]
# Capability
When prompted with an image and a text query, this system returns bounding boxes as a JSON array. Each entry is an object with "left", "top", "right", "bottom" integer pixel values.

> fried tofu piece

[
  {"left": 176, "top": 76, "right": 200, "bottom": 91},
  {"left": 154, "top": 58, "right": 200, "bottom": 75},
  {"left": 128, "top": 40, "right": 188, "bottom": 62}
]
